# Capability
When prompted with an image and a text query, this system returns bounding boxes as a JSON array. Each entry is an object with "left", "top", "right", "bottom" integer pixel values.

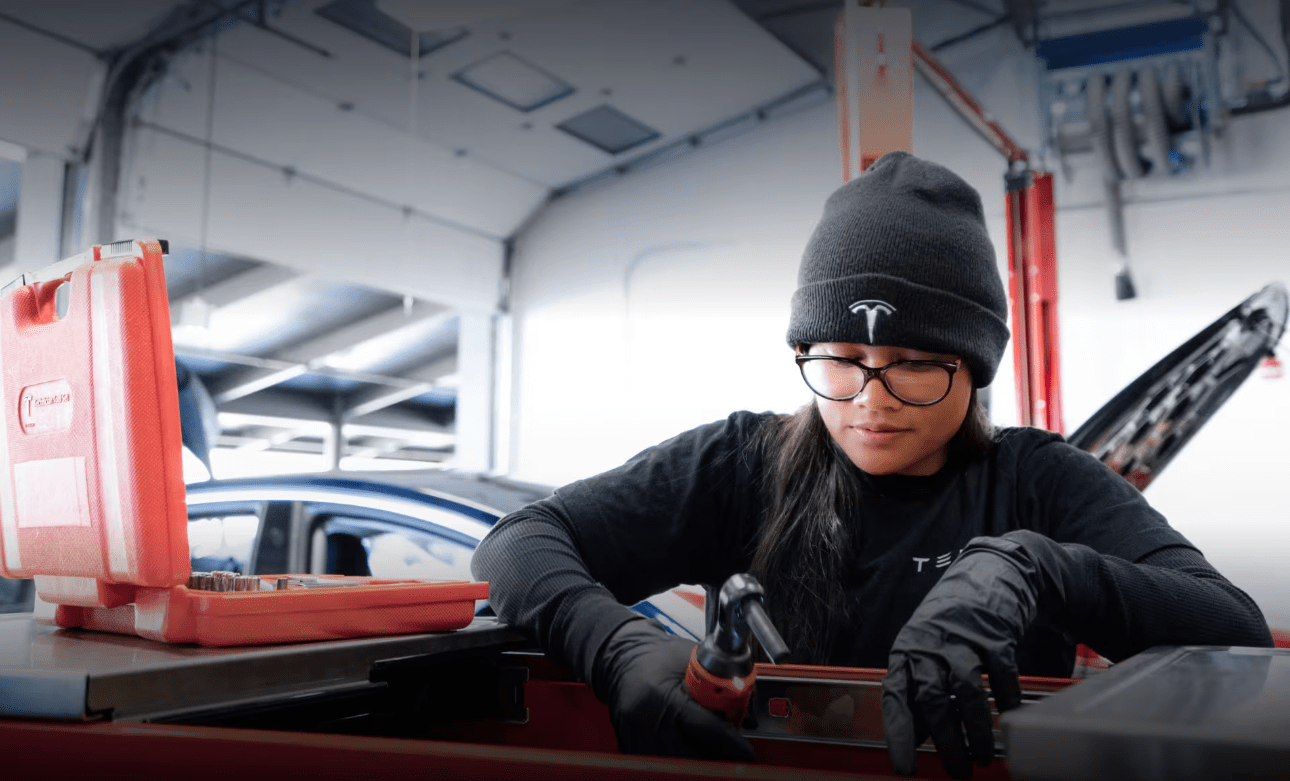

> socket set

[
  {"left": 184, "top": 572, "right": 390, "bottom": 592},
  {"left": 186, "top": 571, "right": 277, "bottom": 592}
]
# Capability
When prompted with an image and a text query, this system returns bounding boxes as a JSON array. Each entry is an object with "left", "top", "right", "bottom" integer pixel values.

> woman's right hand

[{"left": 595, "top": 617, "right": 755, "bottom": 761}]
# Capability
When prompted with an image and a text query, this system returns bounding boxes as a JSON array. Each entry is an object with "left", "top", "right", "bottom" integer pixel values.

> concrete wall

[
  {"left": 1055, "top": 107, "right": 1290, "bottom": 635},
  {"left": 507, "top": 25, "right": 1290, "bottom": 631},
  {"left": 506, "top": 22, "right": 1031, "bottom": 484},
  {"left": 508, "top": 97, "right": 846, "bottom": 482}
]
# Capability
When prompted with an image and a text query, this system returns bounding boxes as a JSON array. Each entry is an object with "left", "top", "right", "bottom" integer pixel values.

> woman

[{"left": 471, "top": 151, "right": 1272, "bottom": 779}]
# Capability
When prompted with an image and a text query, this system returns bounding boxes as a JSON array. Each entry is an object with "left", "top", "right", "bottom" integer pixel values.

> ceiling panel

[
  {"left": 174, "top": 273, "right": 400, "bottom": 355},
  {"left": 322, "top": 314, "right": 459, "bottom": 375},
  {"left": 162, "top": 244, "right": 261, "bottom": 300},
  {"left": 0, "top": 0, "right": 178, "bottom": 52},
  {"left": 205, "top": 55, "right": 546, "bottom": 238},
  {"left": 409, "top": 387, "right": 458, "bottom": 408},
  {"left": 175, "top": 353, "right": 238, "bottom": 376},
  {"left": 0, "top": 16, "right": 101, "bottom": 158},
  {"left": 401, "top": 0, "right": 822, "bottom": 186},
  {"left": 275, "top": 372, "right": 368, "bottom": 393},
  {"left": 198, "top": 0, "right": 819, "bottom": 193},
  {"left": 120, "top": 125, "right": 208, "bottom": 240},
  {"left": 120, "top": 132, "right": 506, "bottom": 310}
]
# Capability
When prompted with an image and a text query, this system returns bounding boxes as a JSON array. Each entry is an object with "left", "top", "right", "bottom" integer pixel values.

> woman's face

[{"left": 804, "top": 342, "right": 973, "bottom": 476}]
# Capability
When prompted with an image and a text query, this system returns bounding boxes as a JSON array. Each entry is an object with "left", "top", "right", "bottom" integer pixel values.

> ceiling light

[
  {"left": 557, "top": 105, "right": 660, "bottom": 155},
  {"left": 377, "top": 0, "right": 579, "bottom": 31},
  {"left": 316, "top": 0, "right": 468, "bottom": 58},
  {"left": 452, "top": 51, "right": 574, "bottom": 112}
]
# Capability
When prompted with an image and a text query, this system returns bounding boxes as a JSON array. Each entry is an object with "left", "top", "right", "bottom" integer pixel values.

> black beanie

[{"left": 786, "top": 151, "right": 1010, "bottom": 387}]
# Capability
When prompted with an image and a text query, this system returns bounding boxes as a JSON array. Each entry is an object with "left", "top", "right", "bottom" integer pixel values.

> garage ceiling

[
  {"left": 0, "top": 0, "right": 831, "bottom": 472},
  {"left": 162, "top": 244, "right": 460, "bottom": 468},
  {"left": 4, "top": 0, "right": 1219, "bottom": 472}
]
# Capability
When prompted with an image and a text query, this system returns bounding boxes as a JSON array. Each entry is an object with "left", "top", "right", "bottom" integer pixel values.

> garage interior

[
  {"left": 1, "top": 1, "right": 1290, "bottom": 776},
  {"left": 3, "top": 0, "right": 1289, "bottom": 617}
]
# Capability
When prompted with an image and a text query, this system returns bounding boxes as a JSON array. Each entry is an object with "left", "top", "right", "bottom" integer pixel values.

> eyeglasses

[{"left": 795, "top": 355, "right": 962, "bottom": 406}]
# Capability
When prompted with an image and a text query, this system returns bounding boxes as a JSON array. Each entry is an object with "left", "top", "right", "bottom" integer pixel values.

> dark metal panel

[{"left": 0, "top": 615, "right": 525, "bottom": 721}]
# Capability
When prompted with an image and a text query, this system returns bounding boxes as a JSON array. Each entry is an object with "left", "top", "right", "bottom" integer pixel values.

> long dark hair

[{"left": 749, "top": 392, "right": 995, "bottom": 663}]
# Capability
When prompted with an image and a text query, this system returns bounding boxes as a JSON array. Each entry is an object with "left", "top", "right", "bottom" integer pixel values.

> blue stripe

[
  {"left": 1037, "top": 17, "right": 1208, "bottom": 71},
  {"left": 631, "top": 602, "right": 677, "bottom": 635}
]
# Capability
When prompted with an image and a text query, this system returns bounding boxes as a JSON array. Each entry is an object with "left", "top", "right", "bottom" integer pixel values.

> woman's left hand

[{"left": 881, "top": 532, "right": 1075, "bottom": 779}]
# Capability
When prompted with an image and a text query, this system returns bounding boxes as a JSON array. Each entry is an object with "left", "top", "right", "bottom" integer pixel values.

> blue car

[{"left": 0, "top": 472, "right": 708, "bottom": 640}]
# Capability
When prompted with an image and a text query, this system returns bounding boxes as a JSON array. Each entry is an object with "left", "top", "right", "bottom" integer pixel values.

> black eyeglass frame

[{"left": 795, "top": 355, "right": 962, "bottom": 406}]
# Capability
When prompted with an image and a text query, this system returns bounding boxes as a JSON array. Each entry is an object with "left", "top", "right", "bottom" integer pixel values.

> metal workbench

[
  {"left": 12, "top": 611, "right": 1289, "bottom": 781},
  {"left": 0, "top": 613, "right": 528, "bottom": 723}
]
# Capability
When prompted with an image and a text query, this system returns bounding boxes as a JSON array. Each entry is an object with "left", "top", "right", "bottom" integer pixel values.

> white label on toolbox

[
  {"left": 91, "top": 272, "right": 130, "bottom": 578},
  {"left": 13, "top": 457, "right": 91, "bottom": 528},
  {"left": 18, "top": 379, "right": 74, "bottom": 434}
]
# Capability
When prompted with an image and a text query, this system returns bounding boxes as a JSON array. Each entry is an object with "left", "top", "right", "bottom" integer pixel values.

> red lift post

[
  {"left": 914, "top": 39, "right": 1064, "bottom": 433},
  {"left": 1002, "top": 168, "right": 1063, "bottom": 433}
]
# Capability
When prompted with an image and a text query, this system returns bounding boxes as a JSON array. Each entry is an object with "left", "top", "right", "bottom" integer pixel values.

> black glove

[
  {"left": 881, "top": 531, "right": 1091, "bottom": 779},
  {"left": 592, "top": 616, "right": 755, "bottom": 761}
]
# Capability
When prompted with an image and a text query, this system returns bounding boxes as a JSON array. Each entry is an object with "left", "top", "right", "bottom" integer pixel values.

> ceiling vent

[
  {"left": 316, "top": 0, "right": 467, "bottom": 58},
  {"left": 452, "top": 51, "right": 575, "bottom": 112},
  {"left": 557, "top": 104, "right": 660, "bottom": 155}
]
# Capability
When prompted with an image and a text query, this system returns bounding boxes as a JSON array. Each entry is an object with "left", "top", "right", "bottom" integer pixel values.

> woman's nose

[{"left": 853, "top": 374, "right": 901, "bottom": 409}]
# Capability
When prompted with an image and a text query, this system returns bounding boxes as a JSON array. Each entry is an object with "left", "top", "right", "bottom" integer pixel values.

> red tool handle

[{"left": 685, "top": 647, "right": 756, "bottom": 726}]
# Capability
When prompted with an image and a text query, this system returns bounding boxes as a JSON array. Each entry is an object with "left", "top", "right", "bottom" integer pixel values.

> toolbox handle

[
  {"left": 23, "top": 278, "right": 73, "bottom": 325},
  {"left": 0, "top": 239, "right": 169, "bottom": 298},
  {"left": 3, "top": 249, "right": 91, "bottom": 326},
  {"left": 1, "top": 249, "right": 95, "bottom": 297}
]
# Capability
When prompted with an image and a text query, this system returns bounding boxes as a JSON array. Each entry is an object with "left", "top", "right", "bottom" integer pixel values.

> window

[
  {"left": 188, "top": 514, "right": 262, "bottom": 574},
  {"left": 0, "top": 576, "right": 34, "bottom": 614},
  {"left": 309, "top": 515, "right": 475, "bottom": 581}
]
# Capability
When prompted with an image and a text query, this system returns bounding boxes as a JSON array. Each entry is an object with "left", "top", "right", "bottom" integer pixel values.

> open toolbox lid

[
  {"left": 0, "top": 239, "right": 188, "bottom": 597},
  {"left": 0, "top": 240, "right": 487, "bottom": 645}
]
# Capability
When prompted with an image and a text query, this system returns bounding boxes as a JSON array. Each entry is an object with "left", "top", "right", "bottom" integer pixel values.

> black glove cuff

[
  {"left": 548, "top": 589, "right": 650, "bottom": 699},
  {"left": 588, "top": 615, "right": 675, "bottom": 703},
  {"left": 960, "top": 530, "right": 1102, "bottom": 624}
]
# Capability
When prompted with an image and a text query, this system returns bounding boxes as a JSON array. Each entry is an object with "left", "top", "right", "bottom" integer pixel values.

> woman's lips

[{"left": 851, "top": 423, "right": 910, "bottom": 443}]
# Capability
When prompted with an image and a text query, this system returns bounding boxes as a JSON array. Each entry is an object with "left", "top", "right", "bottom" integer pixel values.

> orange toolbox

[{"left": 0, "top": 238, "right": 487, "bottom": 645}]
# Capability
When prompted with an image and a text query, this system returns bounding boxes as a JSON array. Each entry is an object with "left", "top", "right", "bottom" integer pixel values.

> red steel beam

[
  {"left": 911, "top": 40, "right": 1030, "bottom": 163},
  {"left": 907, "top": 37, "right": 1060, "bottom": 430}
]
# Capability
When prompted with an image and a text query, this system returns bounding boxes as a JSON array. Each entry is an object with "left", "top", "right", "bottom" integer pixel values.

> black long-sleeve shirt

[{"left": 473, "top": 411, "right": 1272, "bottom": 686}]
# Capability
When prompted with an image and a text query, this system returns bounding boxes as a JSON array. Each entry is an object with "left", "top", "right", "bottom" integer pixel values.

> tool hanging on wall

[
  {"left": 1085, "top": 70, "right": 1138, "bottom": 301},
  {"left": 1038, "top": 14, "right": 1227, "bottom": 301}
]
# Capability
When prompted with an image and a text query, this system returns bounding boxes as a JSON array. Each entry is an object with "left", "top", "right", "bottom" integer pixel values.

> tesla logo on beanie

[{"left": 848, "top": 300, "right": 896, "bottom": 342}]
